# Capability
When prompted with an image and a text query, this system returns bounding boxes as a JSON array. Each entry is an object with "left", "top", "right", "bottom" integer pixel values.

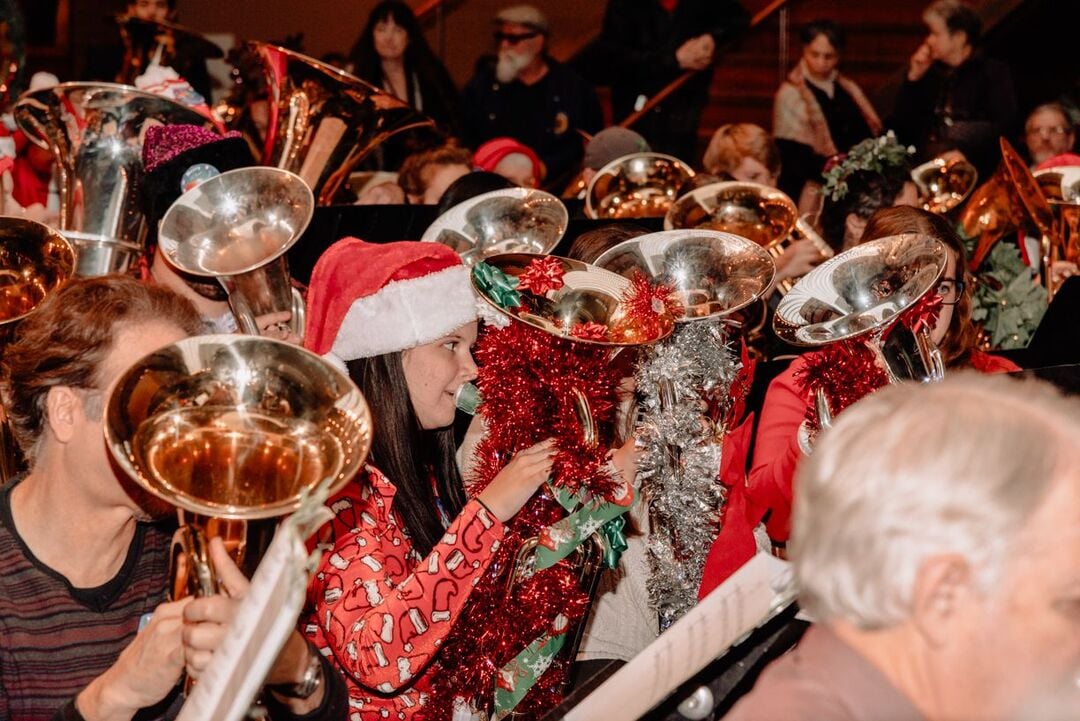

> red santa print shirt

[{"left": 304, "top": 464, "right": 505, "bottom": 719}]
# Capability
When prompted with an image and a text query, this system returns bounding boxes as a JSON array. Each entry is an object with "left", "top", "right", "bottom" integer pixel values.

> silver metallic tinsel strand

[{"left": 635, "top": 321, "right": 741, "bottom": 630}]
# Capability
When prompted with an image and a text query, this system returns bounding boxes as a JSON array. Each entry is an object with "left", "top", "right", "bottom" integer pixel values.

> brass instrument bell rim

[
  {"left": 772, "top": 233, "right": 948, "bottom": 347},
  {"left": 584, "top": 152, "right": 695, "bottom": 220},
  {"left": 104, "top": 334, "right": 373, "bottom": 521},
  {"left": 663, "top": 180, "right": 798, "bottom": 248},
  {"left": 14, "top": 81, "right": 213, "bottom": 151},
  {"left": 911, "top": 157, "right": 979, "bottom": 214},
  {"left": 472, "top": 252, "right": 675, "bottom": 347},
  {"left": 245, "top": 41, "right": 388, "bottom": 97},
  {"left": 420, "top": 187, "right": 569, "bottom": 262},
  {"left": 593, "top": 228, "right": 778, "bottom": 321},
  {"left": 1034, "top": 166, "right": 1080, "bottom": 207},
  {"left": 0, "top": 217, "right": 77, "bottom": 326},
  {"left": 999, "top": 138, "right": 1057, "bottom": 238},
  {"left": 157, "top": 166, "right": 315, "bottom": 278},
  {"left": 116, "top": 14, "right": 226, "bottom": 59}
]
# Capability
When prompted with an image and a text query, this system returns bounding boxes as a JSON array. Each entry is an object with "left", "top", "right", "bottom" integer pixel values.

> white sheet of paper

[{"left": 562, "top": 553, "right": 793, "bottom": 721}]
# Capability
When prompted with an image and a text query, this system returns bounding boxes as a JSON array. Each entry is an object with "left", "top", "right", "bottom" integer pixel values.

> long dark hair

[
  {"left": 348, "top": 0, "right": 460, "bottom": 134},
  {"left": 346, "top": 351, "right": 467, "bottom": 556}
]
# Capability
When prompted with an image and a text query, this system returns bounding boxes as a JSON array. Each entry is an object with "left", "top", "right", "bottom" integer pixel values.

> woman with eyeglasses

[
  {"left": 698, "top": 205, "right": 1018, "bottom": 596},
  {"left": 348, "top": 0, "right": 463, "bottom": 137}
]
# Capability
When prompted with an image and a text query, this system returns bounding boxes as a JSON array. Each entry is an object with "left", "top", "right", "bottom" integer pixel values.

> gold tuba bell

[
  {"left": 665, "top": 180, "right": 834, "bottom": 295},
  {"left": 911, "top": 155, "right": 979, "bottom": 214},
  {"left": 157, "top": 166, "right": 312, "bottom": 338},
  {"left": 585, "top": 152, "right": 695, "bottom": 219},
  {"left": 249, "top": 42, "right": 435, "bottom": 206},
  {"left": 0, "top": 218, "right": 76, "bottom": 482},
  {"left": 104, "top": 334, "right": 372, "bottom": 599}
]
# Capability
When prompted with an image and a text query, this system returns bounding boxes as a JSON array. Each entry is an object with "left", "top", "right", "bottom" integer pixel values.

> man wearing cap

[
  {"left": 462, "top": 4, "right": 602, "bottom": 189},
  {"left": 587, "top": 0, "right": 748, "bottom": 163}
]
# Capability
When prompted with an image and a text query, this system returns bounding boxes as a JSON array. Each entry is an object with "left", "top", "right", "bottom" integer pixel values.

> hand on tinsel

[
  {"left": 477, "top": 439, "right": 557, "bottom": 522},
  {"left": 608, "top": 435, "right": 642, "bottom": 494}
]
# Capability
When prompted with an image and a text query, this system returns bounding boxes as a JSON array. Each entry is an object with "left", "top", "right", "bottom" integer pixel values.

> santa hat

[
  {"left": 473, "top": 137, "right": 545, "bottom": 184},
  {"left": 304, "top": 238, "right": 477, "bottom": 365}
]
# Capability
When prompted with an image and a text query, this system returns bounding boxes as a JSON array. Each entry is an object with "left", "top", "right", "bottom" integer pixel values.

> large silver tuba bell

[
  {"left": 105, "top": 334, "right": 372, "bottom": 599},
  {"left": 585, "top": 152, "right": 695, "bottom": 220},
  {"left": 774, "top": 233, "right": 948, "bottom": 444},
  {"left": 421, "top": 188, "right": 567, "bottom": 266},
  {"left": 157, "top": 166, "right": 312, "bottom": 338},
  {"left": 13, "top": 82, "right": 214, "bottom": 276},
  {"left": 665, "top": 180, "right": 833, "bottom": 295},
  {"left": 250, "top": 42, "right": 434, "bottom": 205}
]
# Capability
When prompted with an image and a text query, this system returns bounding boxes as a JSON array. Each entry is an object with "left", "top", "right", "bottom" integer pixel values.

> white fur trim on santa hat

[{"left": 330, "top": 265, "right": 478, "bottom": 361}]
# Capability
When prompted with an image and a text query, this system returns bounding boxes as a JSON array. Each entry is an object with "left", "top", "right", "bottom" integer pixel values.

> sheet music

[{"left": 562, "top": 553, "right": 793, "bottom": 721}]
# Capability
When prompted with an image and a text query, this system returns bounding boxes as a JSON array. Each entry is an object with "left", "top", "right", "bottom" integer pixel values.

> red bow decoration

[
  {"left": 517, "top": 256, "right": 566, "bottom": 295},
  {"left": 570, "top": 322, "right": 609, "bottom": 341},
  {"left": 899, "top": 293, "right": 944, "bottom": 336}
]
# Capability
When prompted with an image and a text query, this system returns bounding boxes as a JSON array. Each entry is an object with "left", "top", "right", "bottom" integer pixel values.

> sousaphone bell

[
  {"left": 157, "top": 166, "right": 312, "bottom": 338},
  {"left": 422, "top": 188, "right": 568, "bottom": 266},
  {"left": 105, "top": 334, "right": 372, "bottom": 599}
]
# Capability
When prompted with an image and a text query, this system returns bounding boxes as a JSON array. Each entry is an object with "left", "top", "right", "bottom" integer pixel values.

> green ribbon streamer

[
  {"left": 473, "top": 262, "right": 522, "bottom": 310},
  {"left": 492, "top": 484, "right": 633, "bottom": 717}
]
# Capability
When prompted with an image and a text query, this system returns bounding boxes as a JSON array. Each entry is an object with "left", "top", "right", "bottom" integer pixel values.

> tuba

[
  {"left": 13, "top": 82, "right": 214, "bottom": 276},
  {"left": 249, "top": 42, "right": 434, "bottom": 206},
  {"left": 773, "top": 233, "right": 948, "bottom": 450},
  {"left": 911, "top": 155, "right": 978, "bottom": 214},
  {"left": 1035, "top": 164, "right": 1080, "bottom": 299},
  {"left": 585, "top": 153, "right": 695, "bottom": 219},
  {"left": 422, "top": 188, "right": 568, "bottom": 266},
  {"left": 960, "top": 138, "right": 1058, "bottom": 272},
  {"left": 157, "top": 166, "right": 312, "bottom": 338},
  {"left": 665, "top": 180, "right": 833, "bottom": 295},
  {"left": 104, "top": 334, "right": 372, "bottom": 599},
  {"left": 0, "top": 218, "right": 76, "bottom": 482}
]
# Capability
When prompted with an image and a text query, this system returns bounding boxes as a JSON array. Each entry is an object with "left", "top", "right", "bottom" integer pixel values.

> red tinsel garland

[{"left": 427, "top": 322, "right": 623, "bottom": 720}]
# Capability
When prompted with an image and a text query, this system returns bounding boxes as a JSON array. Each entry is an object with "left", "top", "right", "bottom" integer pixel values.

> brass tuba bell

[
  {"left": 104, "top": 334, "right": 372, "bottom": 599},
  {"left": 249, "top": 42, "right": 435, "bottom": 206},
  {"left": 14, "top": 82, "right": 215, "bottom": 276},
  {"left": 665, "top": 180, "right": 833, "bottom": 295},
  {"left": 911, "top": 155, "right": 979, "bottom": 214},
  {"left": 585, "top": 152, "right": 694, "bottom": 219},
  {"left": 157, "top": 166, "right": 312, "bottom": 338},
  {"left": 0, "top": 217, "right": 77, "bottom": 482},
  {"left": 422, "top": 188, "right": 568, "bottom": 266}
]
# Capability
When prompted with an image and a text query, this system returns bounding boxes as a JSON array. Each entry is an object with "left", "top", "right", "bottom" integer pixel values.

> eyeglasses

[
  {"left": 1026, "top": 126, "right": 1071, "bottom": 138},
  {"left": 494, "top": 30, "right": 540, "bottom": 45},
  {"left": 936, "top": 277, "right": 965, "bottom": 305}
]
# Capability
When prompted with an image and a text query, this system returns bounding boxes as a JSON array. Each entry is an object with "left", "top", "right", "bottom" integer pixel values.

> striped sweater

[{"left": 0, "top": 479, "right": 173, "bottom": 721}]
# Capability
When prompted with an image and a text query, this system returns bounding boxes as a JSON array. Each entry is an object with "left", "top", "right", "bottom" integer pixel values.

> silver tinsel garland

[{"left": 635, "top": 321, "right": 742, "bottom": 630}]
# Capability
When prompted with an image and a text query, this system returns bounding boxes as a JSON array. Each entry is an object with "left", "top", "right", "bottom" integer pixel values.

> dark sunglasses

[{"left": 494, "top": 30, "right": 540, "bottom": 44}]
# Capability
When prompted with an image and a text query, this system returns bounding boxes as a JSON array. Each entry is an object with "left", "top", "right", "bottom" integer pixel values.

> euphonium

[
  {"left": 0, "top": 218, "right": 76, "bottom": 482},
  {"left": 249, "top": 42, "right": 434, "bottom": 206},
  {"left": 960, "top": 138, "right": 1059, "bottom": 272},
  {"left": 911, "top": 155, "right": 978, "bottom": 214},
  {"left": 13, "top": 82, "right": 214, "bottom": 276},
  {"left": 422, "top": 187, "right": 568, "bottom": 266},
  {"left": 157, "top": 167, "right": 312, "bottom": 338},
  {"left": 585, "top": 152, "right": 695, "bottom": 219},
  {"left": 665, "top": 180, "right": 833, "bottom": 295},
  {"left": 772, "top": 233, "right": 948, "bottom": 450},
  {"left": 104, "top": 334, "right": 372, "bottom": 599}
]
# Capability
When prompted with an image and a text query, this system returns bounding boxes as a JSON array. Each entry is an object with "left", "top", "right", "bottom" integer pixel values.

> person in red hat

[
  {"left": 473, "top": 136, "right": 545, "bottom": 189},
  {"left": 301, "top": 238, "right": 555, "bottom": 718}
]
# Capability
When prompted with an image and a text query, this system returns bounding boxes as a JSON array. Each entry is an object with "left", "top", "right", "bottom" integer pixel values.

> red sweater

[
  {"left": 304, "top": 464, "right": 504, "bottom": 719},
  {"left": 698, "top": 349, "right": 1018, "bottom": 598}
]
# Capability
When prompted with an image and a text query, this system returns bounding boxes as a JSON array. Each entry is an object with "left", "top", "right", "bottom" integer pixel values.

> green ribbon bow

[{"left": 473, "top": 262, "right": 522, "bottom": 310}]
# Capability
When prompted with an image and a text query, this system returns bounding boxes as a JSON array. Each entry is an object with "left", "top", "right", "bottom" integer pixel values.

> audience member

[
  {"left": 473, "top": 136, "right": 544, "bottom": 188},
  {"left": 463, "top": 5, "right": 602, "bottom": 186},
  {"left": 348, "top": 0, "right": 462, "bottom": 136},
  {"left": 773, "top": 20, "right": 882, "bottom": 212},
  {"left": 1023, "top": 102, "right": 1076, "bottom": 167},
  {"left": 891, "top": 0, "right": 1016, "bottom": 178},
  {"left": 703, "top": 123, "right": 782, "bottom": 187},
  {"left": 722, "top": 374, "right": 1080, "bottom": 721}
]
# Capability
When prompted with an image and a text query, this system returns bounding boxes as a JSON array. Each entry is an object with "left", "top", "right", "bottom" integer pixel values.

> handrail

[
  {"left": 414, "top": 0, "right": 446, "bottom": 21},
  {"left": 618, "top": 0, "right": 789, "bottom": 129}
]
